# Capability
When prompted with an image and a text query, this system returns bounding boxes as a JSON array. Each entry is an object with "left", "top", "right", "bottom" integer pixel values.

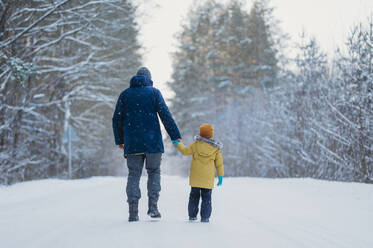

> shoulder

[
  {"left": 151, "top": 87, "right": 162, "bottom": 95},
  {"left": 189, "top": 141, "right": 197, "bottom": 151},
  {"left": 120, "top": 89, "right": 129, "bottom": 96},
  {"left": 116, "top": 90, "right": 127, "bottom": 101},
  {"left": 120, "top": 86, "right": 140, "bottom": 98},
  {"left": 151, "top": 87, "right": 165, "bottom": 102}
]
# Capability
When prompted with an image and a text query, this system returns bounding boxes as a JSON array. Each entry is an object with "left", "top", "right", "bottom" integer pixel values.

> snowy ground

[{"left": 1, "top": 176, "right": 372, "bottom": 248}]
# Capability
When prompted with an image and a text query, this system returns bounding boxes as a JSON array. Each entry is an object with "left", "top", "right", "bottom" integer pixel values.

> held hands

[
  {"left": 172, "top": 139, "right": 182, "bottom": 146},
  {"left": 217, "top": 176, "right": 223, "bottom": 186}
]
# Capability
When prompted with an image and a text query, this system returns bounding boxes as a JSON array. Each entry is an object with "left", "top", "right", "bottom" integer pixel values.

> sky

[{"left": 136, "top": 0, "right": 373, "bottom": 99}]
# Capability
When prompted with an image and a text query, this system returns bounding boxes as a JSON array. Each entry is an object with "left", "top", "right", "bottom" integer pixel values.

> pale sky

[{"left": 136, "top": 0, "right": 373, "bottom": 99}]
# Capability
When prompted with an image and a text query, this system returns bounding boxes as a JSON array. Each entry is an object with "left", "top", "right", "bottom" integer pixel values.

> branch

[{"left": 0, "top": 0, "right": 72, "bottom": 49}]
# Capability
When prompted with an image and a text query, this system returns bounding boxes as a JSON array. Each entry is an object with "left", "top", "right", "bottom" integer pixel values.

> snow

[
  {"left": 0, "top": 176, "right": 372, "bottom": 248},
  {"left": 218, "top": 80, "right": 232, "bottom": 88},
  {"left": 33, "top": 94, "right": 44, "bottom": 99}
]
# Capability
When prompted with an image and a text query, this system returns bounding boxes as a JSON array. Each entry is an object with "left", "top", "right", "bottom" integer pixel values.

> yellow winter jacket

[{"left": 177, "top": 136, "right": 224, "bottom": 189}]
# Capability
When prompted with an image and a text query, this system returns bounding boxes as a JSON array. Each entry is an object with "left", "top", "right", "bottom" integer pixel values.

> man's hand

[{"left": 118, "top": 144, "right": 124, "bottom": 150}]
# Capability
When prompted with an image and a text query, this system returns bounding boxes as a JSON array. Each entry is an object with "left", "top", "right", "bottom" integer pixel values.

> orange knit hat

[{"left": 199, "top": 123, "right": 214, "bottom": 139}]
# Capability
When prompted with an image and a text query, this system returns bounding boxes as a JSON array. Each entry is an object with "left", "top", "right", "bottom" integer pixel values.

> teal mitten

[
  {"left": 217, "top": 176, "right": 223, "bottom": 186},
  {"left": 172, "top": 140, "right": 180, "bottom": 146}
]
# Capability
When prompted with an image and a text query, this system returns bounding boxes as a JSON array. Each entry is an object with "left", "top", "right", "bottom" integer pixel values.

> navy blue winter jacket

[{"left": 112, "top": 75, "right": 181, "bottom": 154}]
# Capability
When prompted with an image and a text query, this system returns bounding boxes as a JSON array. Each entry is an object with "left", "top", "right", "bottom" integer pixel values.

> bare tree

[{"left": 0, "top": 0, "right": 141, "bottom": 184}]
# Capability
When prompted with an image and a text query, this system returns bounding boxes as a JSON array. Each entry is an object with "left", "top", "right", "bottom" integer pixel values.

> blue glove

[
  {"left": 217, "top": 176, "right": 223, "bottom": 186},
  {"left": 172, "top": 140, "right": 180, "bottom": 146}
]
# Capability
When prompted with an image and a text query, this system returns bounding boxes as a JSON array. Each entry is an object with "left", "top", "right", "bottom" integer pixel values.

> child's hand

[
  {"left": 172, "top": 140, "right": 180, "bottom": 146},
  {"left": 217, "top": 176, "right": 223, "bottom": 186}
]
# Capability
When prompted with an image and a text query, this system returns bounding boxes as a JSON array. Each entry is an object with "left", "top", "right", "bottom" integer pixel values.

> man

[{"left": 112, "top": 67, "right": 181, "bottom": 222}]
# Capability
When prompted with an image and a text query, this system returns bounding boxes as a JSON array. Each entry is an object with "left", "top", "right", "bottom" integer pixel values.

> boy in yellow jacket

[{"left": 172, "top": 123, "right": 224, "bottom": 222}]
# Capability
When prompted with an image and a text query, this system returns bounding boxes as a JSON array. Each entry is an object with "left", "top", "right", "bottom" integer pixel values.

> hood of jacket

[
  {"left": 130, "top": 75, "right": 153, "bottom": 88},
  {"left": 194, "top": 135, "right": 223, "bottom": 157}
]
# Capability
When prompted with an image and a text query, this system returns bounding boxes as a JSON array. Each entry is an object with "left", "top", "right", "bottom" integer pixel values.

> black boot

[
  {"left": 128, "top": 203, "right": 139, "bottom": 222},
  {"left": 147, "top": 198, "right": 161, "bottom": 218}
]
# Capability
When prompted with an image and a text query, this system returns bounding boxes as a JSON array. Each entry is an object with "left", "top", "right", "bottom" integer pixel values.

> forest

[{"left": 0, "top": 0, "right": 372, "bottom": 184}]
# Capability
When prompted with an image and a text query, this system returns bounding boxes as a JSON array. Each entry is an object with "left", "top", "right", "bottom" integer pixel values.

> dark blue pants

[
  {"left": 188, "top": 187, "right": 212, "bottom": 220},
  {"left": 126, "top": 153, "right": 162, "bottom": 204}
]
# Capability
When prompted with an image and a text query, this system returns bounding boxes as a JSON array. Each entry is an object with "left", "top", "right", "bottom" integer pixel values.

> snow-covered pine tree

[
  {"left": 267, "top": 23, "right": 373, "bottom": 182},
  {"left": 169, "top": 0, "right": 224, "bottom": 144},
  {"left": 245, "top": 0, "right": 278, "bottom": 89},
  {"left": 333, "top": 19, "right": 373, "bottom": 182},
  {"left": 169, "top": 0, "right": 282, "bottom": 175},
  {"left": 284, "top": 34, "right": 330, "bottom": 178}
]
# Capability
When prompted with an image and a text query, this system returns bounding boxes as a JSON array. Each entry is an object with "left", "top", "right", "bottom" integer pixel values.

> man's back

[{"left": 112, "top": 75, "right": 181, "bottom": 154}]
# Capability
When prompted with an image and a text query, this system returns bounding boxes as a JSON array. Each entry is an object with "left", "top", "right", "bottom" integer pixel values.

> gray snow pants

[{"left": 126, "top": 153, "right": 162, "bottom": 204}]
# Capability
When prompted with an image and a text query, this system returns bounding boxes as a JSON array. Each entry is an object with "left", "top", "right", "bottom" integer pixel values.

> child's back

[
  {"left": 177, "top": 135, "right": 223, "bottom": 189},
  {"left": 173, "top": 123, "right": 224, "bottom": 222}
]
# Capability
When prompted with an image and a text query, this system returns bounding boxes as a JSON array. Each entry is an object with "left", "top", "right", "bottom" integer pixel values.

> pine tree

[
  {"left": 169, "top": 0, "right": 282, "bottom": 174},
  {"left": 334, "top": 20, "right": 373, "bottom": 182},
  {"left": 169, "top": 0, "right": 224, "bottom": 142}
]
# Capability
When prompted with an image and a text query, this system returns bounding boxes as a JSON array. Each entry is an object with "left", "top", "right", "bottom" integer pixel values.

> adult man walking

[{"left": 112, "top": 67, "right": 181, "bottom": 222}]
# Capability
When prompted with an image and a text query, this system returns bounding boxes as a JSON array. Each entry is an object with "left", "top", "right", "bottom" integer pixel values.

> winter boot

[
  {"left": 189, "top": 217, "right": 197, "bottom": 221},
  {"left": 128, "top": 203, "right": 139, "bottom": 222},
  {"left": 201, "top": 218, "right": 209, "bottom": 223},
  {"left": 147, "top": 197, "right": 161, "bottom": 218}
]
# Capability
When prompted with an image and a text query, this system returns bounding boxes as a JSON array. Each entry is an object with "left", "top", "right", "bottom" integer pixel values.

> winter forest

[{"left": 1, "top": 0, "right": 372, "bottom": 185}]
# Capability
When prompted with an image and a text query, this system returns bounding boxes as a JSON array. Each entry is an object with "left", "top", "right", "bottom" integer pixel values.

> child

[{"left": 172, "top": 123, "right": 224, "bottom": 223}]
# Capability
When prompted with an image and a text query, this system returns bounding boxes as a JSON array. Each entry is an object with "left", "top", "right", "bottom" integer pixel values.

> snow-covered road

[{"left": 1, "top": 176, "right": 372, "bottom": 248}]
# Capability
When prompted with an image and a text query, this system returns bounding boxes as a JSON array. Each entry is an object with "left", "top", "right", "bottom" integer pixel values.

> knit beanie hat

[
  {"left": 136, "top": 67, "right": 151, "bottom": 79},
  {"left": 199, "top": 123, "right": 214, "bottom": 139}
]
